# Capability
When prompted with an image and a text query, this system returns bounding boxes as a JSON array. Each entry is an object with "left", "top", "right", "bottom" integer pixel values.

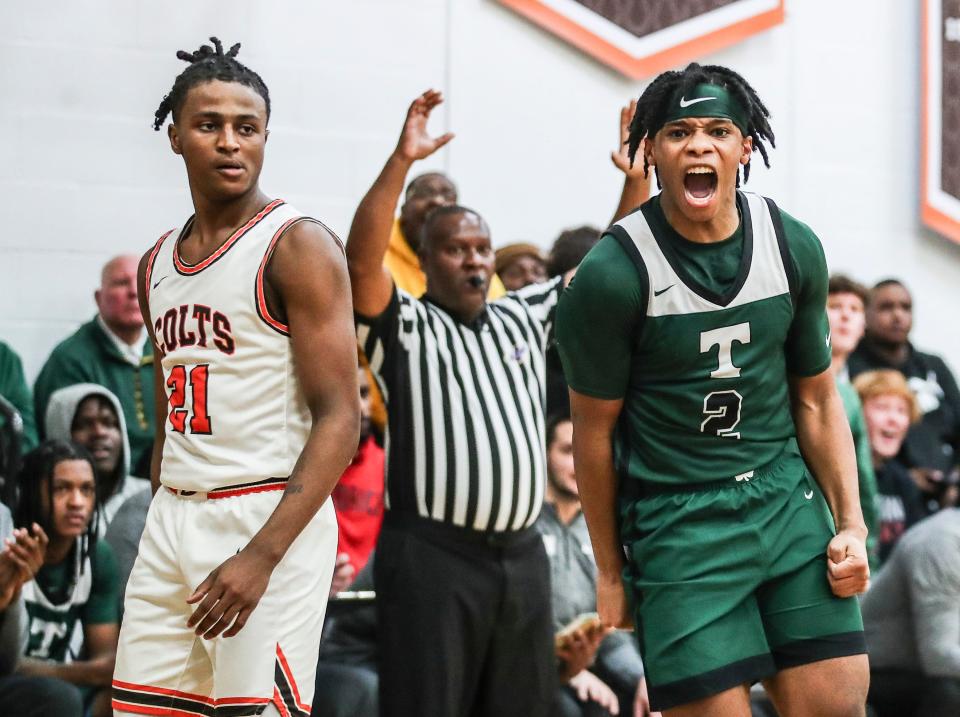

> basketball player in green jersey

[{"left": 556, "top": 63, "right": 870, "bottom": 716}]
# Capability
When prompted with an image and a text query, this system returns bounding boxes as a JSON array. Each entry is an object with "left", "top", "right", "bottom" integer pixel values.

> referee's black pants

[{"left": 375, "top": 512, "right": 556, "bottom": 717}]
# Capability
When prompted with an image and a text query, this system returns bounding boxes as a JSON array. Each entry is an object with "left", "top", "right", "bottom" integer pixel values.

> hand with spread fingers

[
  {"left": 611, "top": 99, "right": 644, "bottom": 176},
  {"left": 394, "top": 89, "right": 455, "bottom": 163},
  {"left": 186, "top": 546, "right": 276, "bottom": 639},
  {"left": 826, "top": 529, "right": 870, "bottom": 597}
]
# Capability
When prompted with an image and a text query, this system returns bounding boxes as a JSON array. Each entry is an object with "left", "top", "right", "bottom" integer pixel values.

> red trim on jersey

[
  {"left": 112, "top": 679, "right": 214, "bottom": 705},
  {"left": 272, "top": 689, "right": 292, "bottom": 717},
  {"left": 164, "top": 477, "right": 288, "bottom": 500},
  {"left": 173, "top": 199, "right": 286, "bottom": 275},
  {"left": 275, "top": 645, "right": 312, "bottom": 714},
  {"left": 255, "top": 217, "right": 299, "bottom": 335},
  {"left": 112, "top": 679, "right": 271, "bottom": 715},
  {"left": 255, "top": 216, "right": 345, "bottom": 336},
  {"left": 110, "top": 701, "right": 204, "bottom": 717},
  {"left": 208, "top": 482, "right": 287, "bottom": 499},
  {"left": 144, "top": 230, "right": 176, "bottom": 305}
]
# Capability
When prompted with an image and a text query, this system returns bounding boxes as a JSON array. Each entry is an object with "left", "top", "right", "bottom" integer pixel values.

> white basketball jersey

[{"left": 146, "top": 199, "right": 329, "bottom": 492}]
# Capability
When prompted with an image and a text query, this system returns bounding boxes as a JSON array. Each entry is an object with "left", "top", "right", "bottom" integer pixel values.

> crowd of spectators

[{"left": 0, "top": 91, "right": 957, "bottom": 717}]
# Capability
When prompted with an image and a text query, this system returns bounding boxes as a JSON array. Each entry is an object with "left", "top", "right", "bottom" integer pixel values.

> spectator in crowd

[
  {"left": 547, "top": 226, "right": 602, "bottom": 279},
  {"left": 14, "top": 440, "right": 119, "bottom": 717},
  {"left": 350, "top": 90, "right": 569, "bottom": 717},
  {"left": 544, "top": 224, "right": 603, "bottom": 416},
  {"left": 496, "top": 243, "right": 548, "bottom": 291},
  {"left": 33, "top": 256, "right": 155, "bottom": 473},
  {"left": 102, "top": 485, "right": 150, "bottom": 616},
  {"left": 855, "top": 370, "right": 927, "bottom": 564},
  {"left": 537, "top": 413, "right": 651, "bottom": 717},
  {"left": 862, "top": 507, "right": 960, "bottom": 716},
  {"left": 331, "top": 361, "right": 385, "bottom": 577},
  {"left": 848, "top": 278, "right": 960, "bottom": 512},
  {"left": 384, "top": 171, "right": 506, "bottom": 299},
  {"left": 0, "top": 503, "right": 73, "bottom": 716},
  {"left": 0, "top": 340, "right": 38, "bottom": 452},
  {"left": 827, "top": 275, "right": 880, "bottom": 568},
  {"left": 313, "top": 558, "right": 379, "bottom": 717},
  {"left": 44, "top": 384, "right": 149, "bottom": 531}
]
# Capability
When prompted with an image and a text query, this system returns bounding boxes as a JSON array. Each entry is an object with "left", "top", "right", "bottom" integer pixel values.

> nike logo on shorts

[{"left": 679, "top": 96, "right": 717, "bottom": 108}]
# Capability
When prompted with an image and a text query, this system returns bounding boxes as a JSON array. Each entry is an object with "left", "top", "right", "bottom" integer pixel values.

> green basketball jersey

[
  {"left": 22, "top": 540, "right": 118, "bottom": 664},
  {"left": 557, "top": 191, "right": 832, "bottom": 486}
]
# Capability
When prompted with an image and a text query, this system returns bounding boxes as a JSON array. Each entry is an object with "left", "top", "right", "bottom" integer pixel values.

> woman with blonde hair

[{"left": 854, "top": 369, "right": 926, "bottom": 564}]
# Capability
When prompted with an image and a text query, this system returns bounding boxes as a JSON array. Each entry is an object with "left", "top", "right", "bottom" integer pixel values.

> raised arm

[
  {"left": 347, "top": 89, "right": 454, "bottom": 317},
  {"left": 789, "top": 369, "right": 870, "bottom": 597},
  {"left": 186, "top": 221, "right": 360, "bottom": 639},
  {"left": 610, "top": 99, "right": 651, "bottom": 224}
]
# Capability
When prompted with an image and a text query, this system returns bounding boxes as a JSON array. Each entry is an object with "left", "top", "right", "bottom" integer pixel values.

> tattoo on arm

[{"left": 284, "top": 483, "right": 304, "bottom": 495}]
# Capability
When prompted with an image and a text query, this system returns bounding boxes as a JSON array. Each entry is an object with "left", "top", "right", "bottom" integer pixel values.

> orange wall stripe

[{"left": 497, "top": 0, "right": 784, "bottom": 80}]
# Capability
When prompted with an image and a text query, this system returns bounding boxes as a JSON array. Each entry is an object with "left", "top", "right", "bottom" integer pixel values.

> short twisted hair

[
  {"left": 153, "top": 37, "right": 270, "bottom": 131},
  {"left": 627, "top": 62, "right": 774, "bottom": 186}
]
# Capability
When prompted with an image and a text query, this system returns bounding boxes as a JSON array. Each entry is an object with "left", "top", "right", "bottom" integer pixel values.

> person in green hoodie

[
  {"left": 33, "top": 256, "right": 155, "bottom": 472},
  {"left": 0, "top": 341, "right": 38, "bottom": 453}
]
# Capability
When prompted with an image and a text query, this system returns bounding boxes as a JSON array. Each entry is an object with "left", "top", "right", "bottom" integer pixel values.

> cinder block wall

[{"left": 2, "top": 0, "right": 957, "bottom": 379}]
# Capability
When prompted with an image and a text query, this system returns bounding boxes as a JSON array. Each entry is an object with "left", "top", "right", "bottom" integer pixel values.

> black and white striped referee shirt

[{"left": 357, "top": 277, "right": 562, "bottom": 533}]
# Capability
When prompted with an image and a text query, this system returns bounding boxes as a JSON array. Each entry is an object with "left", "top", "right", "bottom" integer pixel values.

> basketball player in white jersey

[{"left": 112, "top": 38, "right": 359, "bottom": 717}]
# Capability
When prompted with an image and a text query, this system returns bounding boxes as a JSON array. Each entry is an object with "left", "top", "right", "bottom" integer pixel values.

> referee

[{"left": 347, "top": 90, "right": 564, "bottom": 717}]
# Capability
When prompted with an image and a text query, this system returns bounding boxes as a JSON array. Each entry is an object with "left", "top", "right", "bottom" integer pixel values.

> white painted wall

[{"left": 1, "top": 0, "right": 957, "bottom": 380}]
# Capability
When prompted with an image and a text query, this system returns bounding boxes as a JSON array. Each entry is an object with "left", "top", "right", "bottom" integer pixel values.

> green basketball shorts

[{"left": 620, "top": 451, "right": 866, "bottom": 711}]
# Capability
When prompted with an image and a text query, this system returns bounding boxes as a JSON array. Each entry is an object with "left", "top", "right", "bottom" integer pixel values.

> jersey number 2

[
  {"left": 700, "top": 390, "right": 743, "bottom": 438},
  {"left": 699, "top": 323, "right": 750, "bottom": 440},
  {"left": 167, "top": 364, "right": 212, "bottom": 434}
]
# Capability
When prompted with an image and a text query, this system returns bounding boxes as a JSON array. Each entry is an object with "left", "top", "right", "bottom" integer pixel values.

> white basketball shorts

[{"left": 112, "top": 483, "right": 337, "bottom": 716}]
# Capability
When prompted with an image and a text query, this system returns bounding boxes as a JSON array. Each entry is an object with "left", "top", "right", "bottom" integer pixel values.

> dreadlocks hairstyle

[
  {"left": 152, "top": 37, "right": 270, "bottom": 131},
  {"left": 15, "top": 440, "right": 100, "bottom": 574},
  {"left": 626, "top": 63, "right": 775, "bottom": 187}
]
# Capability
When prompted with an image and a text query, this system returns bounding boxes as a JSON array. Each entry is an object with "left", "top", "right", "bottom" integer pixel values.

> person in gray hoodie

[{"left": 44, "top": 383, "right": 149, "bottom": 531}]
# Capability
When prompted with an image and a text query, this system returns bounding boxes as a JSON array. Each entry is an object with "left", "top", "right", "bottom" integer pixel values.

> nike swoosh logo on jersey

[
  {"left": 654, "top": 284, "right": 675, "bottom": 296},
  {"left": 679, "top": 96, "right": 717, "bottom": 108},
  {"left": 153, "top": 276, "right": 168, "bottom": 290},
  {"left": 804, "top": 490, "right": 814, "bottom": 500}
]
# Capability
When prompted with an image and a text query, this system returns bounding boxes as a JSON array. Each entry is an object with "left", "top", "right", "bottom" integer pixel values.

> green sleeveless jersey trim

[
  {"left": 22, "top": 540, "right": 118, "bottom": 663},
  {"left": 556, "top": 191, "right": 831, "bottom": 486}
]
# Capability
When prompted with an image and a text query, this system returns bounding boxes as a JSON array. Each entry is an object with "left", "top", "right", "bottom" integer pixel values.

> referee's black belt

[{"left": 383, "top": 510, "right": 540, "bottom": 551}]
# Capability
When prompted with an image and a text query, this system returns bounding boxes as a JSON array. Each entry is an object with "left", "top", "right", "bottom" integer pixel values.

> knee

[{"left": 35, "top": 677, "right": 84, "bottom": 715}]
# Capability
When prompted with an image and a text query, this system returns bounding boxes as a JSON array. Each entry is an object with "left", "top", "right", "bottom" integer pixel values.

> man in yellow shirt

[
  {"left": 384, "top": 172, "right": 506, "bottom": 298},
  {"left": 383, "top": 97, "right": 650, "bottom": 298}
]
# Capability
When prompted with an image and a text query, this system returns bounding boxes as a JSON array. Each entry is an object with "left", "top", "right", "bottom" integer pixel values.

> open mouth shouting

[{"left": 684, "top": 166, "right": 718, "bottom": 207}]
